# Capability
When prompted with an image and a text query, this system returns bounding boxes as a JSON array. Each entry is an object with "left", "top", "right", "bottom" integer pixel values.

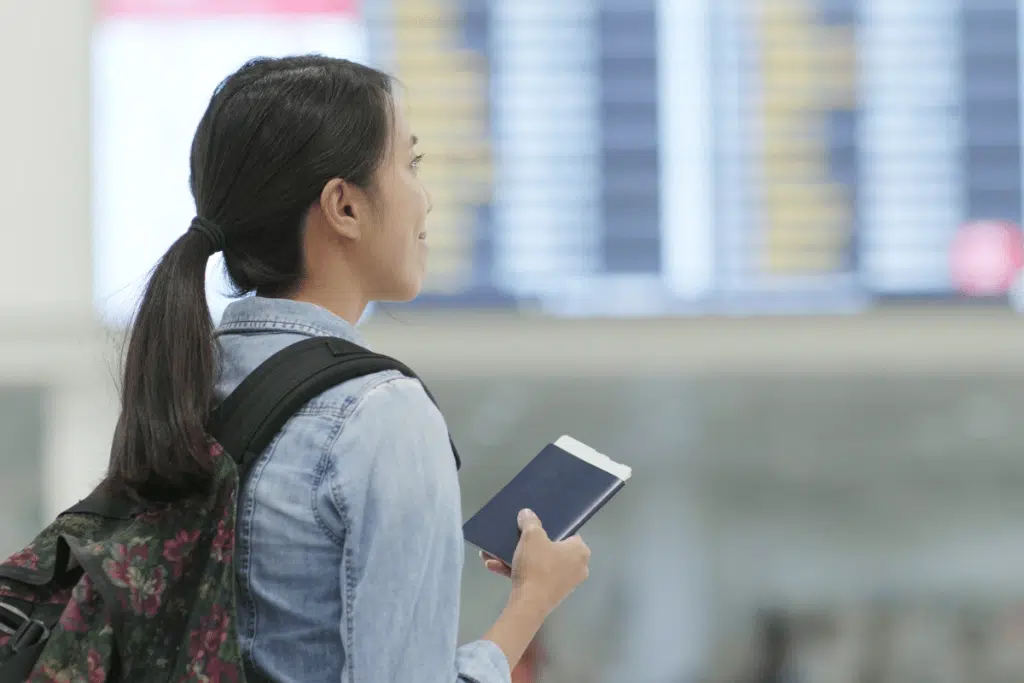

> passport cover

[{"left": 463, "top": 436, "right": 632, "bottom": 566}]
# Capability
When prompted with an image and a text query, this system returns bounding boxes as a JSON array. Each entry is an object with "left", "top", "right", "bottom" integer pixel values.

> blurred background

[{"left": 3, "top": 0, "right": 1024, "bottom": 681}]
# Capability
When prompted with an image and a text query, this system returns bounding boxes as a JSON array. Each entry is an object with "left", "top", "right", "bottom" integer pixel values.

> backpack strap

[
  {"left": 63, "top": 337, "right": 460, "bottom": 521},
  {"left": 208, "top": 336, "right": 461, "bottom": 481}
]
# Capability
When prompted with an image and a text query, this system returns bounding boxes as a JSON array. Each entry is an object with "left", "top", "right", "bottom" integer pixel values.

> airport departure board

[{"left": 93, "top": 0, "right": 1024, "bottom": 321}]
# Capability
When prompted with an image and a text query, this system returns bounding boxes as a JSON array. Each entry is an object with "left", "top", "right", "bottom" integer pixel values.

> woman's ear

[{"left": 319, "top": 178, "right": 366, "bottom": 241}]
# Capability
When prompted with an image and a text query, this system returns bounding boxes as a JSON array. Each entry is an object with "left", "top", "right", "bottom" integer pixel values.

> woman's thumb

[{"left": 518, "top": 508, "right": 541, "bottom": 531}]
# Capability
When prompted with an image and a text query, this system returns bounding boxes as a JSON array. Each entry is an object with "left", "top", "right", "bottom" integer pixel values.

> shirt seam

[
  {"left": 308, "top": 399, "right": 358, "bottom": 548},
  {"left": 316, "top": 373, "right": 423, "bottom": 683},
  {"left": 312, "top": 371, "right": 413, "bottom": 547},
  {"left": 237, "top": 429, "right": 286, "bottom": 669},
  {"left": 239, "top": 371, "right": 407, "bottom": 664},
  {"left": 216, "top": 318, "right": 341, "bottom": 338}
]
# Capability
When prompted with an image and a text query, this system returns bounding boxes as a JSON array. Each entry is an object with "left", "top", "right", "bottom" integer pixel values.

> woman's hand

[
  {"left": 480, "top": 509, "right": 591, "bottom": 672},
  {"left": 480, "top": 550, "right": 512, "bottom": 577},
  {"left": 508, "top": 509, "right": 591, "bottom": 615}
]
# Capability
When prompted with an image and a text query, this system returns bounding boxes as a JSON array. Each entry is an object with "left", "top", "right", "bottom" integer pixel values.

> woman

[{"left": 104, "top": 56, "right": 590, "bottom": 683}]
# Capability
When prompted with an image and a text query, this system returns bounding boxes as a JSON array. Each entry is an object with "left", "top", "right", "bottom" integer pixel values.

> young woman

[{"left": 104, "top": 56, "right": 591, "bottom": 683}]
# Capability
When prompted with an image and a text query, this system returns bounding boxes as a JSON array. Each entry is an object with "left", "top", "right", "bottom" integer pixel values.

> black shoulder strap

[
  {"left": 63, "top": 336, "right": 459, "bottom": 521},
  {"left": 208, "top": 336, "right": 460, "bottom": 480}
]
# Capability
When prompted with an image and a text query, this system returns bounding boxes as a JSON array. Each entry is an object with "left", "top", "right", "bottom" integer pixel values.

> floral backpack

[{"left": 0, "top": 337, "right": 459, "bottom": 682}]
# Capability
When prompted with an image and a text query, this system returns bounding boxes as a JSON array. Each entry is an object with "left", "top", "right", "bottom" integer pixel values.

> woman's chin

[{"left": 380, "top": 274, "right": 425, "bottom": 303}]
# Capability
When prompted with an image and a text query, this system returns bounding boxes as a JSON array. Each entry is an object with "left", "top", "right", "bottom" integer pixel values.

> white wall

[
  {"left": 0, "top": 1, "right": 111, "bottom": 519},
  {"left": 0, "top": 1, "right": 95, "bottom": 322}
]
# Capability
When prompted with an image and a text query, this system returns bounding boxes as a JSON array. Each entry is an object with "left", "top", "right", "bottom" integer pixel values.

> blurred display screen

[{"left": 92, "top": 0, "right": 1024, "bottom": 321}]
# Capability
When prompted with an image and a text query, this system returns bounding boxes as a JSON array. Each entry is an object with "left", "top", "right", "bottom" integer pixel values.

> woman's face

[
  {"left": 296, "top": 96, "right": 432, "bottom": 320},
  {"left": 357, "top": 102, "right": 431, "bottom": 303}
]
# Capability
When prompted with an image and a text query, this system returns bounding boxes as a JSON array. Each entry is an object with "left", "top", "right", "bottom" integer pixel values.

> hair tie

[{"left": 189, "top": 216, "right": 227, "bottom": 253}]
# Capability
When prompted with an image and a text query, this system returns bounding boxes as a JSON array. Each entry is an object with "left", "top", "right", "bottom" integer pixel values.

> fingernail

[{"left": 518, "top": 508, "right": 534, "bottom": 522}]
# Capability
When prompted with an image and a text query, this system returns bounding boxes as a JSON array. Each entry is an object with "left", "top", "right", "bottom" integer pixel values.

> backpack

[{"left": 0, "top": 336, "right": 459, "bottom": 682}]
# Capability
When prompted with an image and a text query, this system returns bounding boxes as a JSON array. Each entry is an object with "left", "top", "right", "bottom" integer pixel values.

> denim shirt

[{"left": 214, "top": 296, "right": 511, "bottom": 683}]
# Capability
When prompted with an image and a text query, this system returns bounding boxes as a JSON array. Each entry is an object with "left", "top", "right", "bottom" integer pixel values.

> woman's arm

[{"left": 326, "top": 375, "right": 519, "bottom": 683}]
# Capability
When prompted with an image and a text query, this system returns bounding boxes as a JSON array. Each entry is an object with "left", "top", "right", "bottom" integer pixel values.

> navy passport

[{"left": 463, "top": 436, "right": 632, "bottom": 566}]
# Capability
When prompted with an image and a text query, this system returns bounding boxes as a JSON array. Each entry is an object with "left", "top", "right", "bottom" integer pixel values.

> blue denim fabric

[{"left": 214, "top": 296, "right": 510, "bottom": 683}]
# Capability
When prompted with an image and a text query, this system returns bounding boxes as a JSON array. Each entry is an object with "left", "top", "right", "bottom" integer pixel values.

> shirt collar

[{"left": 216, "top": 296, "right": 369, "bottom": 347}]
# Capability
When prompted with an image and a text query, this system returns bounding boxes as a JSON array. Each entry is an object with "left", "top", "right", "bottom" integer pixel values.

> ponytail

[
  {"left": 103, "top": 56, "right": 399, "bottom": 500},
  {"left": 106, "top": 224, "right": 221, "bottom": 501}
]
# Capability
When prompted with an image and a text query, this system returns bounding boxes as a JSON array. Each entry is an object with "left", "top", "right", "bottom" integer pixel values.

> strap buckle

[
  {"left": 0, "top": 602, "right": 50, "bottom": 653},
  {"left": 325, "top": 337, "right": 355, "bottom": 357}
]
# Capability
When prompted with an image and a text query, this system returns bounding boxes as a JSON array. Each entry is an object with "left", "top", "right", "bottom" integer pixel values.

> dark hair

[{"left": 107, "top": 56, "right": 395, "bottom": 501}]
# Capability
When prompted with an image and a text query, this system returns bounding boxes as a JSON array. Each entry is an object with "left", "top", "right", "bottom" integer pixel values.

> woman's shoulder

[
  {"left": 329, "top": 370, "right": 448, "bottom": 439},
  {"left": 318, "top": 371, "right": 459, "bottom": 513},
  {"left": 310, "top": 367, "right": 419, "bottom": 415},
  {"left": 217, "top": 331, "right": 452, "bottom": 467},
  {"left": 217, "top": 330, "right": 428, "bottom": 417}
]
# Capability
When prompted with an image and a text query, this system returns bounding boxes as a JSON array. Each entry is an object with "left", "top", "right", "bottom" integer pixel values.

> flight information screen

[{"left": 92, "top": 0, "right": 1024, "bottom": 322}]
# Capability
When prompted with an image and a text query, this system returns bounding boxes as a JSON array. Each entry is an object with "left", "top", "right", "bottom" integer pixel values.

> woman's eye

[{"left": 411, "top": 154, "right": 424, "bottom": 172}]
